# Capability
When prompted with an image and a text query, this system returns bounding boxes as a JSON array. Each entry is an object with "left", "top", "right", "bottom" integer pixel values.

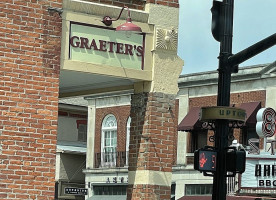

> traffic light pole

[
  {"left": 211, "top": 0, "right": 276, "bottom": 200},
  {"left": 212, "top": 0, "right": 234, "bottom": 200}
]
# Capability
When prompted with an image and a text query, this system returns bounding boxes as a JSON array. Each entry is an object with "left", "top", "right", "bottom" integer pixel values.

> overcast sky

[{"left": 178, "top": 0, "right": 276, "bottom": 74}]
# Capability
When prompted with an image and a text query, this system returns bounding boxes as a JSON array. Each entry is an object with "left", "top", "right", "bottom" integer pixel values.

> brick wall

[
  {"left": 93, "top": 100, "right": 178, "bottom": 167},
  {"left": 94, "top": 105, "right": 131, "bottom": 154},
  {"left": 0, "top": 1, "right": 62, "bottom": 199},
  {"left": 189, "top": 90, "right": 266, "bottom": 108},
  {"left": 127, "top": 92, "right": 177, "bottom": 200}
]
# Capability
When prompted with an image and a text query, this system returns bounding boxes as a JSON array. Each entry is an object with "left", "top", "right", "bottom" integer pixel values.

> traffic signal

[
  {"left": 211, "top": 1, "right": 222, "bottom": 42},
  {"left": 194, "top": 148, "right": 217, "bottom": 172},
  {"left": 226, "top": 148, "right": 246, "bottom": 173}
]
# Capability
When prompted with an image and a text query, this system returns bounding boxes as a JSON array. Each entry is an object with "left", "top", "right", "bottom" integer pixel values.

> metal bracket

[{"left": 47, "top": 7, "right": 63, "bottom": 16}]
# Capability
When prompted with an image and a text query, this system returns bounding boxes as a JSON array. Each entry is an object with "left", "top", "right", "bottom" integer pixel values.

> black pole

[
  {"left": 229, "top": 33, "right": 276, "bottom": 67},
  {"left": 209, "top": 0, "right": 276, "bottom": 199},
  {"left": 212, "top": 0, "right": 234, "bottom": 200}
]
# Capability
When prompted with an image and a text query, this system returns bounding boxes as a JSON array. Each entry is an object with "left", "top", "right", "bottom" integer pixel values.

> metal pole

[
  {"left": 212, "top": 0, "right": 234, "bottom": 200},
  {"left": 229, "top": 33, "right": 276, "bottom": 67}
]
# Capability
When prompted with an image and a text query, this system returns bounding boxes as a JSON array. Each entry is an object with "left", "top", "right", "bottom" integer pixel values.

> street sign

[
  {"left": 64, "top": 188, "right": 88, "bottom": 195},
  {"left": 200, "top": 106, "right": 246, "bottom": 122}
]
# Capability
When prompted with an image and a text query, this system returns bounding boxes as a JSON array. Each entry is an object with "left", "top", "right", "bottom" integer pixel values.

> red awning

[
  {"left": 178, "top": 195, "right": 271, "bottom": 200},
  {"left": 239, "top": 101, "right": 261, "bottom": 125},
  {"left": 178, "top": 107, "right": 201, "bottom": 131}
]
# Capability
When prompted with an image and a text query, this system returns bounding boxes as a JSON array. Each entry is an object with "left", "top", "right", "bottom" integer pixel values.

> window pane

[
  {"left": 186, "top": 187, "right": 191, "bottom": 195},
  {"left": 105, "top": 131, "right": 110, "bottom": 138},
  {"left": 196, "top": 186, "right": 200, "bottom": 194},
  {"left": 93, "top": 186, "right": 127, "bottom": 195},
  {"left": 185, "top": 184, "right": 212, "bottom": 196}
]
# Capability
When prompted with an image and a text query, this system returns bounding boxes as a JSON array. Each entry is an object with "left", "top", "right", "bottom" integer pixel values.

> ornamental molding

[{"left": 156, "top": 28, "right": 178, "bottom": 51}]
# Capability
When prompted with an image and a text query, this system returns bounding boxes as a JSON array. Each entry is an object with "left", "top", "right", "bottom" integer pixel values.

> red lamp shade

[
  {"left": 102, "top": 6, "right": 142, "bottom": 34},
  {"left": 116, "top": 17, "right": 142, "bottom": 33}
]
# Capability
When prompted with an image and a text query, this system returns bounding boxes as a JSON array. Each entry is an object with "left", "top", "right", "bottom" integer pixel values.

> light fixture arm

[{"left": 102, "top": 6, "right": 130, "bottom": 26}]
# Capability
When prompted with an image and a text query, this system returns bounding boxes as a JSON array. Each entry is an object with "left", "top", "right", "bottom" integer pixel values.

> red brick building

[
  {"left": 0, "top": 0, "right": 183, "bottom": 200},
  {"left": 0, "top": 1, "right": 62, "bottom": 199}
]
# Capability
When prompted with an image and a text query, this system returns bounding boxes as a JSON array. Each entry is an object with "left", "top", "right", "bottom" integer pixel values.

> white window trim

[
  {"left": 126, "top": 117, "right": 131, "bottom": 166},
  {"left": 101, "top": 114, "right": 117, "bottom": 167}
]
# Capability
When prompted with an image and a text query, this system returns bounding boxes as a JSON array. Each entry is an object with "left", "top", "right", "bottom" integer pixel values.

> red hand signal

[{"left": 199, "top": 152, "right": 208, "bottom": 168}]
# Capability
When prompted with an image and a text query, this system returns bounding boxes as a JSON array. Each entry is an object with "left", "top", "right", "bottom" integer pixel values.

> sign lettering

[
  {"left": 200, "top": 106, "right": 246, "bottom": 122},
  {"left": 65, "top": 188, "right": 88, "bottom": 195},
  {"left": 70, "top": 36, "right": 144, "bottom": 57},
  {"left": 106, "top": 177, "right": 128, "bottom": 184},
  {"left": 69, "top": 23, "right": 145, "bottom": 70}
]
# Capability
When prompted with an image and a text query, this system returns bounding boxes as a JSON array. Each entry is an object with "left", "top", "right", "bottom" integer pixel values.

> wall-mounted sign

[
  {"left": 241, "top": 156, "right": 276, "bottom": 188},
  {"left": 200, "top": 106, "right": 246, "bottom": 122},
  {"left": 69, "top": 22, "right": 145, "bottom": 70},
  {"left": 249, "top": 107, "right": 276, "bottom": 155},
  {"left": 64, "top": 187, "right": 88, "bottom": 195},
  {"left": 106, "top": 177, "right": 128, "bottom": 184}
]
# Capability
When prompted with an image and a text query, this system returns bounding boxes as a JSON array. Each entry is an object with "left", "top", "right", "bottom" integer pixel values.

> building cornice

[{"left": 178, "top": 62, "right": 276, "bottom": 89}]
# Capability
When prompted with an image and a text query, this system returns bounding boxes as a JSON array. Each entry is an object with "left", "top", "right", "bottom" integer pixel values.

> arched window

[
  {"left": 126, "top": 117, "right": 131, "bottom": 166},
  {"left": 101, "top": 114, "right": 117, "bottom": 166}
]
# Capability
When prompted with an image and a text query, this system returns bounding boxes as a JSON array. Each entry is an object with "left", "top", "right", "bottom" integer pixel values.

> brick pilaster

[
  {"left": 0, "top": 1, "right": 62, "bottom": 199},
  {"left": 127, "top": 92, "right": 177, "bottom": 200}
]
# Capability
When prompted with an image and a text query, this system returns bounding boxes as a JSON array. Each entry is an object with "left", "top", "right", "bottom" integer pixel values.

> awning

[
  {"left": 57, "top": 144, "right": 87, "bottom": 154},
  {"left": 239, "top": 101, "right": 261, "bottom": 125},
  {"left": 178, "top": 195, "right": 272, "bottom": 200},
  {"left": 87, "top": 195, "right": 126, "bottom": 200},
  {"left": 178, "top": 107, "right": 201, "bottom": 131}
]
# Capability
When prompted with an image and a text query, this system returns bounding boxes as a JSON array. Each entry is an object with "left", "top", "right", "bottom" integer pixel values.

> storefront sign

[
  {"left": 249, "top": 107, "right": 276, "bottom": 155},
  {"left": 64, "top": 187, "right": 88, "bottom": 195},
  {"left": 200, "top": 106, "right": 246, "bottom": 122},
  {"left": 69, "top": 22, "right": 145, "bottom": 70},
  {"left": 241, "top": 157, "right": 276, "bottom": 188},
  {"left": 106, "top": 177, "right": 128, "bottom": 184}
]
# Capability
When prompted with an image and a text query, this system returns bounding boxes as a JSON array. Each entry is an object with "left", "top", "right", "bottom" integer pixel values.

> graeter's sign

[{"left": 69, "top": 22, "right": 145, "bottom": 70}]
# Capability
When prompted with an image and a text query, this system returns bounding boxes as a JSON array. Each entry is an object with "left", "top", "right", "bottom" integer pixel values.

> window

[
  {"left": 190, "top": 130, "right": 208, "bottom": 153},
  {"left": 185, "top": 184, "right": 212, "bottom": 196},
  {"left": 93, "top": 185, "right": 127, "bottom": 195},
  {"left": 78, "top": 124, "right": 87, "bottom": 142},
  {"left": 171, "top": 184, "right": 176, "bottom": 200},
  {"left": 76, "top": 120, "right": 87, "bottom": 142},
  {"left": 101, "top": 114, "right": 117, "bottom": 166}
]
